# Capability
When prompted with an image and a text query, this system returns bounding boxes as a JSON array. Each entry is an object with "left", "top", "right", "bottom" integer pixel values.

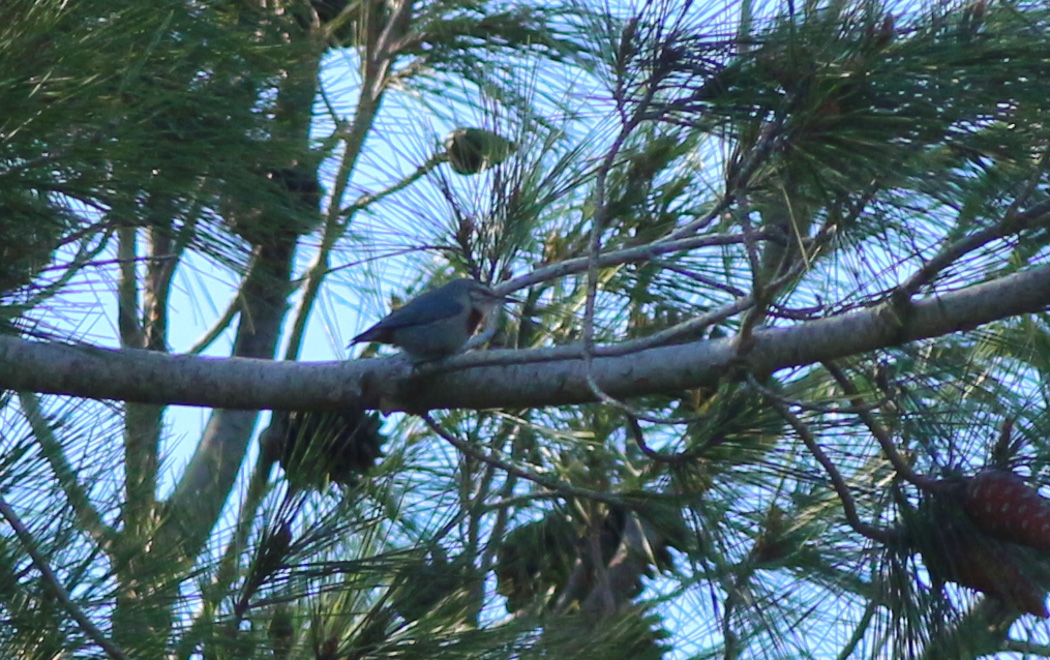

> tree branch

[
  {"left": 1, "top": 262, "right": 1049, "bottom": 411},
  {"left": 765, "top": 396, "right": 895, "bottom": 544},
  {"left": 820, "top": 361, "right": 940, "bottom": 490}
]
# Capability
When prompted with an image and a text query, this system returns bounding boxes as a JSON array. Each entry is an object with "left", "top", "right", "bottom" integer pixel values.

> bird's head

[
  {"left": 466, "top": 280, "right": 501, "bottom": 303},
  {"left": 466, "top": 279, "right": 522, "bottom": 314}
]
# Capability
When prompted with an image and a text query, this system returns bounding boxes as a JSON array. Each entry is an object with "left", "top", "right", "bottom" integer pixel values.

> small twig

[
  {"left": 898, "top": 197, "right": 1050, "bottom": 298},
  {"left": 1002, "top": 149, "right": 1050, "bottom": 223},
  {"left": 285, "top": 199, "right": 345, "bottom": 360},
  {"left": 737, "top": 221, "right": 835, "bottom": 350},
  {"left": 580, "top": 62, "right": 664, "bottom": 420},
  {"left": 664, "top": 113, "right": 786, "bottom": 241},
  {"left": 22, "top": 232, "right": 112, "bottom": 310},
  {"left": 653, "top": 262, "right": 748, "bottom": 298},
  {"left": 338, "top": 157, "right": 439, "bottom": 218},
  {"left": 325, "top": 244, "right": 445, "bottom": 276},
  {"left": 429, "top": 291, "right": 757, "bottom": 374},
  {"left": 834, "top": 600, "right": 878, "bottom": 660},
  {"left": 479, "top": 491, "right": 564, "bottom": 512},
  {"left": 737, "top": 195, "right": 766, "bottom": 288},
  {"left": 990, "top": 417, "right": 1020, "bottom": 468},
  {"left": 735, "top": 208, "right": 771, "bottom": 348},
  {"left": 0, "top": 496, "right": 128, "bottom": 660},
  {"left": 492, "top": 231, "right": 765, "bottom": 300},
  {"left": 187, "top": 292, "right": 241, "bottom": 355},
  {"left": 821, "top": 361, "right": 940, "bottom": 490},
  {"left": 745, "top": 374, "right": 890, "bottom": 415},
  {"left": 763, "top": 398, "right": 896, "bottom": 545},
  {"left": 625, "top": 414, "right": 703, "bottom": 464},
  {"left": 766, "top": 299, "right": 827, "bottom": 321}
]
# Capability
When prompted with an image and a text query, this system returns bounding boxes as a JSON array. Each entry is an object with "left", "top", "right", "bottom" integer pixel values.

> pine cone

[
  {"left": 962, "top": 470, "right": 1050, "bottom": 552},
  {"left": 933, "top": 532, "right": 1049, "bottom": 618},
  {"left": 443, "top": 128, "right": 515, "bottom": 175},
  {"left": 275, "top": 408, "right": 385, "bottom": 489},
  {"left": 909, "top": 483, "right": 1050, "bottom": 618}
]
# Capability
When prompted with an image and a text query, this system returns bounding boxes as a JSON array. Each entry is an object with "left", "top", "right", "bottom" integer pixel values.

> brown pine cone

[
  {"left": 962, "top": 470, "right": 1050, "bottom": 552},
  {"left": 933, "top": 532, "right": 1049, "bottom": 618}
]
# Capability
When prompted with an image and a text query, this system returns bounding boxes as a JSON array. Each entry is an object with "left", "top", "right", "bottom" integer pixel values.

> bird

[{"left": 349, "top": 278, "right": 505, "bottom": 361}]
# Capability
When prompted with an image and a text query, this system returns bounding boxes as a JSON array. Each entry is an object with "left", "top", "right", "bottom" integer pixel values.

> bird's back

[{"left": 350, "top": 279, "right": 474, "bottom": 346}]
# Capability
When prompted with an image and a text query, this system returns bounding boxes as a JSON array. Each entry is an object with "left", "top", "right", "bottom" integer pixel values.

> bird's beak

[{"left": 487, "top": 289, "right": 522, "bottom": 304}]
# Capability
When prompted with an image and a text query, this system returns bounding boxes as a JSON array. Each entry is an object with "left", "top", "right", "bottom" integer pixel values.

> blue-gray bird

[{"left": 350, "top": 278, "right": 504, "bottom": 361}]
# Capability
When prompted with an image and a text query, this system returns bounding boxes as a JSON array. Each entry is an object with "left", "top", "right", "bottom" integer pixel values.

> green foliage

[
  {"left": 0, "top": 190, "right": 67, "bottom": 295},
  {"left": 5, "top": 0, "right": 1050, "bottom": 659}
]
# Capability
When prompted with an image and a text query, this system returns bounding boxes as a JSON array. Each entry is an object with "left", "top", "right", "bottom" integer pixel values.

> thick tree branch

[
  {"left": 159, "top": 241, "right": 296, "bottom": 560},
  {"left": 1, "top": 263, "right": 1048, "bottom": 411}
]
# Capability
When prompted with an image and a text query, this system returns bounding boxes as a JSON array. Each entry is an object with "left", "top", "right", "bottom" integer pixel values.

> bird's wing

[
  {"left": 350, "top": 288, "right": 467, "bottom": 344},
  {"left": 378, "top": 288, "right": 466, "bottom": 328}
]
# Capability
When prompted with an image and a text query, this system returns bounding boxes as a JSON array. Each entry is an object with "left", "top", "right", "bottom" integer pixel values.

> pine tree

[{"left": 2, "top": 1, "right": 1050, "bottom": 658}]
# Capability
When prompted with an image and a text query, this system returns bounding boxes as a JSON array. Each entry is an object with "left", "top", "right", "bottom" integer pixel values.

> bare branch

[
  {"left": 2, "top": 261, "right": 1050, "bottom": 411},
  {"left": 764, "top": 396, "right": 896, "bottom": 545},
  {"left": 625, "top": 414, "right": 701, "bottom": 464},
  {"left": 821, "top": 361, "right": 940, "bottom": 490},
  {"left": 899, "top": 198, "right": 1050, "bottom": 298},
  {"left": 187, "top": 292, "right": 241, "bottom": 355},
  {"left": 496, "top": 231, "right": 762, "bottom": 298}
]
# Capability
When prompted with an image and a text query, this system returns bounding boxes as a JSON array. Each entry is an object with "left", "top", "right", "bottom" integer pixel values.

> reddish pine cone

[
  {"left": 937, "top": 533, "right": 1049, "bottom": 618},
  {"left": 962, "top": 470, "right": 1050, "bottom": 552}
]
